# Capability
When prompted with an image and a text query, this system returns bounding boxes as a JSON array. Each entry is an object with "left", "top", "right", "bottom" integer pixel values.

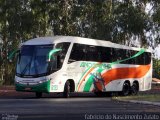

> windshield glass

[{"left": 16, "top": 45, "right": 53, "bottom": 77}]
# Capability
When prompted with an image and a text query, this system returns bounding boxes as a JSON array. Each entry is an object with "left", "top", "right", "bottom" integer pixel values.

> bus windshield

[{"left": 16, "top": 45, "right": 53, "bottom": 77}]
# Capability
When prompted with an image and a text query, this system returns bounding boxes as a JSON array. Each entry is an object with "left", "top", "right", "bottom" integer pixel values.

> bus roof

[{"left": 22, "top": 36, "right": 151, "bottom": 52}]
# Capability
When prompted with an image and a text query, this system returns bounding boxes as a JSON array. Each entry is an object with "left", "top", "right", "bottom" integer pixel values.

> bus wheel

[
  {"left": 121, "top": 82, "right": 130, "bottom": 96},
  {"left": 63, "top": 81, "right": 70, "bottom": 98},
  {"left": 131, "top": 82, "right": 139, "bottom": 95},
  {"left": 36, "top": 92, "right": 42, "bottom": 98}
]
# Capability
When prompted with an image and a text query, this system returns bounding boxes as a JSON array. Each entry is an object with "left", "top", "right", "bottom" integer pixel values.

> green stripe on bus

[
  {"left": 76, "top": 66, "right": 92, "bottom": 91},
  {"left": 83, "top": 68, "right": 103, "bottom": 92},
  {"left": 83, "top": 76, "right": 94, "bottom": 92}
]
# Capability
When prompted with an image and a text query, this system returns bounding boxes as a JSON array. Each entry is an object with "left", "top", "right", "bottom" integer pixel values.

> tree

[
  {"left": 152, "top": 1, "right": 160, "bottom": 45},
  {"left": 0, "top": 0, "right": 22, "bottom": 84},
  {"left": 0, "top": 0, "right": 160, "bottom": 84},
  {"left": 112, "top": 0, "right": 152, "bottom": 47},
  {"left": 0, "top": 0, "right": 53, "bottom": 84}
]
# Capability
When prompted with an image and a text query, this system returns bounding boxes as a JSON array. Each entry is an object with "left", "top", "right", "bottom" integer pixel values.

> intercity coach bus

[{"left": 12, "top": 36, "right": 152, "bottom": 98}]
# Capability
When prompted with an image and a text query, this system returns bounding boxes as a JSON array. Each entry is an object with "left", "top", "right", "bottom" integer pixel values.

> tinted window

[
  {"left": 98, "top": 46, "right": 112, "bottom": 62},
  {"left": 69, "top": 43, "right": 86, "bottom": 62},
  {"left": 55, "top": 42, "right": 70, "bottom": 60},
  {"left": 86, "top": 45, "right": 101, "bottom": 61},
  {"left": 69, "top": 43, "right": 151, "bottom": 65},
  {"left": 55, "top": 42, "right": 70, "bottom": 67}
]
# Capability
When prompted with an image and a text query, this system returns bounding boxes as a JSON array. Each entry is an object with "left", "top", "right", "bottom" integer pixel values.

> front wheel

[
  {"left": 63, "top": 81, "right": 70, "bottom": 98},
  {"left": 36, "top": 92, "right": 42, "bottom": 98}
]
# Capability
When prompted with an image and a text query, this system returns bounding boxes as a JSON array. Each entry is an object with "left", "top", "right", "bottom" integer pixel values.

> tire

[
  {"left": 36, "top": 92, "right": 42, "bottom": 98},
  {"left": 121, "top": 82, "right": 130, "bottom": 96},
  {"left": 131, "top": 82, "right": 139, "bottom": 95},
  {"left": 63, "top": 81, "right": 70, "bottom": 98}
]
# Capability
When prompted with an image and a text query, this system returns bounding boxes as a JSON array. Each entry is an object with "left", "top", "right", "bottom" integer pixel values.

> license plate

[{"left": 25, "top": 88, "right": 31, "bottom": 90}]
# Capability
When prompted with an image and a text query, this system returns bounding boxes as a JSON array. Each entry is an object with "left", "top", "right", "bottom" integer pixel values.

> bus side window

[
  {"left": 117, "top": 48, "right": 122, "bottom": 61},
  {"left": 138, "top": 52, "right": 142, "bottom": 65},
  {"left": 99, "top": 47, "right": 112, "bottom": 63},
  {"left": 143, "top": 53, "right": 146, "bottom": 65},
  {"left": 68, "top": 44, "right": 79, "bottom": 62},
  {"left": 129, "top": 50, "right": 135, "bottom": 64},
  {"left": 131, "top": 50, "right": 137, "bottom": 65},
  {"left": 145, "top": 52, "right": 151, "bottom": 65},
  {"left": 55, "top": 42, "right": 70, "bottom": 67},
  {"left": 68, "top": 43, "right": 86, "bottom": 63},
  {"left": 111, "top": 48, "right": 117, "bottom": 62},
  {"left": 127, "top": 50, "right": 131, "bottom": 64},
  {"left": 119, "top": 49, "right": 126, "bottom": 64},
  {"left": 86, "top": 45, "right": 100, "bottom": 62},
  {"left": 136, "top": 51, "right": 144, "bottom": 65}
]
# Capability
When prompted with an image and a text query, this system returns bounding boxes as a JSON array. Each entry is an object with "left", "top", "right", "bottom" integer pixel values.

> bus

[{"left": 13, "top": 36, "right": 152, "bottom": 98}]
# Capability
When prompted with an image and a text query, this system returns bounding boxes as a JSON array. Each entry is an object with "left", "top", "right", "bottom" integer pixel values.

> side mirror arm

[{"left": 47, "top": 48, "right": 62, "bottom": 62}]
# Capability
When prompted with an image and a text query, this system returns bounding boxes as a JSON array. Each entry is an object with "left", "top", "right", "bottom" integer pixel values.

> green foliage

[
  {"left": 0, "top": 0, "right": 159, "bottom": 84},
  {"left": 152, "top": 3, "right": 160, "bottom": 44},
  {"left": 153, "top": 59, "right": 160, "bottom": 78}
]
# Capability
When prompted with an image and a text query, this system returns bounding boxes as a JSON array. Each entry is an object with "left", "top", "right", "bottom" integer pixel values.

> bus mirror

[
  {"left": 8, "top": 49, "right": 20, "bottom": 62},
  {"left": 47, "top": 48, "right": 62, "bottom": 62}
]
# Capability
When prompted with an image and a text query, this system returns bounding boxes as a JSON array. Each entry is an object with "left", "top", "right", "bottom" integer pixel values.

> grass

[{"left": 113, "top": 94, "right": 160, "bottom": 102}]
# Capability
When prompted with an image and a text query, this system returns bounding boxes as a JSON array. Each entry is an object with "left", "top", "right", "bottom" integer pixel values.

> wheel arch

[
  {"left": 124, "top": 80, "right": 131, "bottom": 87},
  {"left": 65, "top": 79, "right": 75, "bottom": 92}
]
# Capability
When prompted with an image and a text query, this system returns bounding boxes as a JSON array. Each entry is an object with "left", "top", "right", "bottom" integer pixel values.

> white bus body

[{"left": 15, "top": 36, "right": 152, "bottom": 97}]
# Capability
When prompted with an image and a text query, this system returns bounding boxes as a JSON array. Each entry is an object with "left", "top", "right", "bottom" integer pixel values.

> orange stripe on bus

[{"left": 102, "top": 64, "right": 151, "bottom": 85}]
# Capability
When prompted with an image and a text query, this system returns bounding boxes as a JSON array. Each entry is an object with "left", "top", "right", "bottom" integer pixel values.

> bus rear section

[{"left": 68, "top": 43, "right": 152, "bottom": 96}]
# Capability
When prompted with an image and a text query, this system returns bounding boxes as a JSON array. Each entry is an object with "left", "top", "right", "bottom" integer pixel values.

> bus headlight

[
  {"left": 38, "top": 79, "right": 48, "bottom": 84},
  {"left": 15, "top": 79, "right": 20, "bottom": 83}
]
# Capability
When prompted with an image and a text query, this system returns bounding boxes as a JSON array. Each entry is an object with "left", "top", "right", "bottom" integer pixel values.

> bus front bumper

[{"left": 15, "top": 81, "right": 50, "bottom": 93}]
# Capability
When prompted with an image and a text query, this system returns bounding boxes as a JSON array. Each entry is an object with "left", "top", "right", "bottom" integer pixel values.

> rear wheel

[
  {"left": 63, "top": 81, "right": 70, "bottom": 98},
  {"left": 121, "top": 82, "right": 130, "bottom": 96},
  {"left": 36, "top": 92, "right": 42, "bottom": 98},
  {"left": 131, "top": 82, "right": 139, "bottom": 95}
]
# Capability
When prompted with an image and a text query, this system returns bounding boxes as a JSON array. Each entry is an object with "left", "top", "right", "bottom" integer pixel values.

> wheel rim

[
  {"left": 132, "top": 84, "right": 138, "bottom": 95},
  {"left": 123, "top": 83, "right": 130, "bottom": 96},
  {"left": 64, "top": 81, "right": 70, "bottom": 98},
  {"left": 67, "top": 82, "right": 70, "bottom": 97}
]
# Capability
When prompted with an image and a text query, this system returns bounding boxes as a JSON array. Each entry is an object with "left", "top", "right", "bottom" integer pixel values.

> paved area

[
  {"left": 0, "top": 85, "right": 160, "bottom": 120},
  {"left": 0, "top": 97, "right": 160, "bottom": 120}
]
